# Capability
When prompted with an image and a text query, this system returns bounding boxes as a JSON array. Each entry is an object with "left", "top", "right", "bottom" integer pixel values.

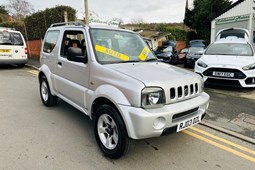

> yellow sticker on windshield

[
  {"left": 139, "top": 46, "right": 150, "bottom": 61},
  {"left": 95, "top": 45, "right": 129, "bottom": 61}
]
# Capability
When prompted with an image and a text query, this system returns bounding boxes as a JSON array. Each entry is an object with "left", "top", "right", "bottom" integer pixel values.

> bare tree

[
  {"left": 6, "top": 0, "right": 34, "bottom": 20},
  {"left": 130, "top": 17, "right": 145, "bottom": 24},
  {"left": 112, "top": 17, "right": 124, "bottom": 25}
]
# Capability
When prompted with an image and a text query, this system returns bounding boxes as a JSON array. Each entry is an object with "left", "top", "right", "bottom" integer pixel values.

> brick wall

[
  {"left": 176, "top": 41, "right": 187, "bottom": 52},
  {"left": 27, "top": 40, "right": 42, "bottom": 58}
]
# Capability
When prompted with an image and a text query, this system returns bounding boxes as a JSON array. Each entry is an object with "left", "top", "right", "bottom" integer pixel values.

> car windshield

[
  {"left": 90, "top": 29, "right": 156, "bottom": 64},
  {"left": 188, "top": 47, "right": 204, "bottom": 54},
  {"left": 180, "top": 48, "right": 188, "bottom": 53},
  {"left": 205, "top": 43, "right": 253, "bottom": 56},
  {"left": 0, "top": 31, "right": 24, "bottom": 45},
  {"left": 159, "top": 46, "right": 173, "bottom": 53}
]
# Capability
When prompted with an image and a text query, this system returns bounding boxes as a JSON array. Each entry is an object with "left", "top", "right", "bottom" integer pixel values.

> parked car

[
  {"left": 0, "top": 27, "right": 27, "bottom": 67},
  {"left": 39, "top": 22, "right": 209, "bottom": 159},
  {"left": 184, "top": 47, "right": 204, "bottom": 68},
  {"left": 195, "top": 28, "right": 255, "bottom": 88},
  {"left": 154, "top": 45, "right": 178, "bottom": 64},
  {"left": 189, "top": 40, "right": 206, "bottom": 47},
  {"left": 177, "top": 48, "right": 189, "bottom": 63}
]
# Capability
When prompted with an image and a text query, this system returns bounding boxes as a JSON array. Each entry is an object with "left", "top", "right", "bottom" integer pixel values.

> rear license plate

[
  {"left": 0, "top": 49, "right": 11, "bottom": 53},
  {"left": 176, "top": 115, "right": 201, "bottom": 132},
  {"left": 212, "top": 71, "right": 234, "bottom": 78}
]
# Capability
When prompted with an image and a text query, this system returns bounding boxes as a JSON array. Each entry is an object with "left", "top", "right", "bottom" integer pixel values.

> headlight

[
  {"left": 242, "top": 63, "right": 255, "bottom": 70},
  {"left": 197, "top": 60, "right": 208, "bottom": 68},
  {"left": 141, "top": 87, "right": 165, "bottom": 109},
  {"left": 186, "top": 54, "right": 191, "bottom": 58}
]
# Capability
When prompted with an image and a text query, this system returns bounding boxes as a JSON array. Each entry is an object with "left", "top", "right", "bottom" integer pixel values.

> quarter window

[{"left": 43, "top": 30, "right": 59, "bottom": 53}]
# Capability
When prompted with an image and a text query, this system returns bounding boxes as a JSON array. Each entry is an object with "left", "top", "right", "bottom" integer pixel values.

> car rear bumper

[
  {"left": 0, "top": 58, "right": 28, "bottom": 65},
  {"left": 118, "top": 92, "right": 210, "bottom": 139}
]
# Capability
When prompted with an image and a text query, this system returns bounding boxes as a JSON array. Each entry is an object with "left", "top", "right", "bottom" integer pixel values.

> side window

[
  {"left": 43, "top": 30, "right": 59, "bottom": 53},
  {"left": 60, "top": 30, "right": 86, "bottom": 57}
]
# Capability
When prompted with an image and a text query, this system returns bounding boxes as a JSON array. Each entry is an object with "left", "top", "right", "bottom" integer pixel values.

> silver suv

[{"left": 39, "top": 22, "right": 210, "bottom": 159}]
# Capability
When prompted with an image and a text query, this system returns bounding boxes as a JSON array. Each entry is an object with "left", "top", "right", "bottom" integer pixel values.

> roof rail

[
  {"left": 0, "top": 27, "right": 16, "bottom": 30},
  {"left": 50, "top": 22, "right": 85, "bottom": 27}
]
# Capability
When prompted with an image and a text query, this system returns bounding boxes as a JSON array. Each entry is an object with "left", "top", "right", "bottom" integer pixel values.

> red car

[{"left": 177, "top": 48, "right": 189, "bottom": 63}]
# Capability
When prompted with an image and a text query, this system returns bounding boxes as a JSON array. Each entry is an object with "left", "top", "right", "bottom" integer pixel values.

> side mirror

[{"left": 67, "top": 47, "right": 87, "bottom": 63}]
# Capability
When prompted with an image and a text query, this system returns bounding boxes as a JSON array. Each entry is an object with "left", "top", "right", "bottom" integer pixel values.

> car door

[{"left": 54, "top": 28, "right": 90, "bottom": 109}]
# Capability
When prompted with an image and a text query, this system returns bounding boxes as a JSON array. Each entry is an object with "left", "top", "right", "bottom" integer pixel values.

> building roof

[
  {"left": 133, "top": 29, "right": 171, "bottom": 39},
  {"left": 212, "top": 0, "right": 246, "bottom": 20}
]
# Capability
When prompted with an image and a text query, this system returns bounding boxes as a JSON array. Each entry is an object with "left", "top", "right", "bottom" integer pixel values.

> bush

[
  {"left": 156, "top": 25, "right": 187, "bottom": 41},
  {"left": 0, "top": 21, "right": 26, "bottom": 38},
  {"left": 0, "top": 6, "right": 76, "bottom": 41},
  {"left": 24, "top": 5, "right": 76, "bottom": 40}
]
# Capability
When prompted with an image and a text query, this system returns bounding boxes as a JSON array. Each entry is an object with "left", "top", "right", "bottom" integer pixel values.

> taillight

[{"left": 25, "top": 48, "right": 28, "bottom": 54}]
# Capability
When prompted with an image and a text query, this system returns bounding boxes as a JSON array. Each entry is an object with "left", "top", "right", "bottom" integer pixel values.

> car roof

[
  {"left": 48, "top": 22, "right": 133, "bottom": 33},
  {"left": 0, "top": 27, "right": 21, "bottom": 33}
]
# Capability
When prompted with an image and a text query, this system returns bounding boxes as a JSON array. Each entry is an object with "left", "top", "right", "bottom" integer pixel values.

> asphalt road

[
  {"left": 204, "top": 87, "right": 255, "bottom": 139},
  {"left": 0, "top": 66, "right": 255, "bottom": 169}
]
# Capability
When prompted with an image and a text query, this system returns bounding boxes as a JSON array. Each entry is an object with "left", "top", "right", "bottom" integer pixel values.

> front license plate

[
  {"left": 0, "top": 49, "right": 11, "bottom": 53},
  {"left": 176, "top": 115, "right": 201, "bottom": 132},
  {"left": 212, "top": 71, "right": 234, "bottom": 78}
]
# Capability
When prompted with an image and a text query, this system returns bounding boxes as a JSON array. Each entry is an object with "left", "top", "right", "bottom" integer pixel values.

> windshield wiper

[
  {"left": 0, "top": 42, "right": 12, "bottom": 45},
  {"left": 145, "top": 58, "right": 157, "bottom": 62}
]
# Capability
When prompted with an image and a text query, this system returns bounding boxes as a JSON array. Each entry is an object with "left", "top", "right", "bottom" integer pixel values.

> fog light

[
  {"left": 153, "top": 117, "right": 166, "bottom": 130},
  {"left": 206, "top": 103, "right": 209, "bottom": 110},
  {"left": 245, "top": 77, "right": 255, "bottom": 85}
]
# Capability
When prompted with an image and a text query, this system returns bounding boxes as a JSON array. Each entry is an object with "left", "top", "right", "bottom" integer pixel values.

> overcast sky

[{"left": 3, "top": 0, "right": 237, "bottom": 23}]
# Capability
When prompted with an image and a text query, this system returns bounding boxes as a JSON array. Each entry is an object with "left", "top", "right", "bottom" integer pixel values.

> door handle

[{"left": 57, "top": 62, "right": 62, "bottom": 66}]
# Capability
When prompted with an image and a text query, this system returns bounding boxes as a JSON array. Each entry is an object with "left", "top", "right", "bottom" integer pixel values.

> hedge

[
  {"left": 0, "top": 6, "right": 76, "bottom": 41},
  {"left": 0, "top": 21, "right": 26, "bottom": 38},
  {"left": 156, "top": 25, "right": 187, "bottom": 41},
  {"left": 24, "top": 5, "right": 76, "bottom": 40}
]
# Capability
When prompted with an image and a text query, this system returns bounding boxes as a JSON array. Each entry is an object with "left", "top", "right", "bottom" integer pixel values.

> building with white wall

[{"left": 211, "top": 0, "right": 255, "bottom": 46}]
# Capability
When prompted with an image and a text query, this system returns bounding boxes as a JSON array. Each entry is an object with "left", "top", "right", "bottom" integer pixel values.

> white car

[
  {"left": 195, "top": 37, "right": 255, "bottom": 88},
  {"left": 0, "top": 27, "right": 28, "bottom": 67}
]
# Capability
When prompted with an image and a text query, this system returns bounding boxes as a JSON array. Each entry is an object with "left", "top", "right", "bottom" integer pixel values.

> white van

[{"left": 0, "top": 27, "right": 28, "bottom": 67}]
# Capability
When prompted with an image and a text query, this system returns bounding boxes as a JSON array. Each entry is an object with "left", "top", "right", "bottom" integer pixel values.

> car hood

[
  {"left": 156, "top": 52, "right": 172, "bottom": 57},
  {"left": 201, "top": 55, "right": 255, "bottom": 67},
  {"left": 105, "top": 62, "right": 199, "bottom": 86}
]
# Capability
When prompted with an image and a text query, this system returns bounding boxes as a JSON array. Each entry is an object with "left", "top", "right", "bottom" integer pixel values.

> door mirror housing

[{"left": 67, "top": 47, "right": 87, "bottom": 63}]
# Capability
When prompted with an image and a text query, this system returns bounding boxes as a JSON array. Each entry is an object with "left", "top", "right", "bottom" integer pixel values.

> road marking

[
  {"left": 183, "top": 130, "right": 255, "bottom": 163},
  {"left": 190, "top": 127, "right": 255, "bottom": 156},
  {"left": 28, "top": 70, "right": 39, "bottom": 75}
]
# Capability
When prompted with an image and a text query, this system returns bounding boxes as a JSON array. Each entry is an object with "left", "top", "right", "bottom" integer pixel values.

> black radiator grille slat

[
  {"left": 205, "top": 78, "right": 241, "bottom": 87},
  {"left": 172, "top": 107, "right": 199, "bottom": 120},
  {"left": 190, "top": 84, "right": 194, "bottom": 94},
  {"left": 170, "top": 83, "right": 199, "bottom": 101},
  {"left": 203, "top": 68, "right": 246, "bottom": 79}
]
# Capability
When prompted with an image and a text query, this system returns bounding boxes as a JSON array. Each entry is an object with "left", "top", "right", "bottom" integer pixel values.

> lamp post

[{"left": 84, "top": 0, "right": 89, "bottom": 24}]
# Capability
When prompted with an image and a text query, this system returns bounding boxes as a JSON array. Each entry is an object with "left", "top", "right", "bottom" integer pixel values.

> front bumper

[
  {"left": 195, "top": 64, "right": 255, "bottom": 88},
  {"left": 186, "top": 58, "right": 199, "bottom": 66},
  {"left": 118, "top": 92, "right": 209, "bottom": 139}
]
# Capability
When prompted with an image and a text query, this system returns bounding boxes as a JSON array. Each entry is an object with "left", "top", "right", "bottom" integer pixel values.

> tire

[
  {"left": 184, "top": 60, "right": 188, "bottom": 68},
  {"left": 94, "top": 104, "right": 130, "bottom": 159},
  {"left": 39, "top": 75, "right": 58, "bottom": 106},
  {"left": 17, "top": 64, "right": 25, "bottom": 68}
]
